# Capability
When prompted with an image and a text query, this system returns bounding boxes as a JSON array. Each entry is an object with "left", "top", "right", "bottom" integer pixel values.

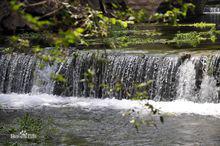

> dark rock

[
  {"left": 2, "top": 12, "right": 26, "bottom": 33},
  {"left": 0, "top": 0, "right": 26, "bottom": 33},
  {"left": 180, "top": 53, "right": 191, "bottom": 63},
  {"left": 0, "top": 0, "right": 10, "bottom": 22},
  {"left": 0, "top": 0, "right": 64, "bottom": 32}
]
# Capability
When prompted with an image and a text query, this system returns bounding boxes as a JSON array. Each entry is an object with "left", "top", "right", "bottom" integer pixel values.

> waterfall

[
  {"left": 31, "top": 62, "right": 58, "bottom": 94},
  {"left": 53, "top": 52, "right": 220, "bottom": 102},
  {"left": 202, "top": 3, "right": 220, "bottom": 24},
  {"left": 204, "top": 6, "right": 220, "bottom": 14},
  {"left": 176, "top": 58, "right": 197, "bottom": 101},
  {"left": 0, "top": 52, "right": 220, "bottom": 103},
  {"left": 0, "top": 54, "right": 36, "bottom": 94},
  {"left": 199, "top": 76, "right": 219, "bottom": 102}
]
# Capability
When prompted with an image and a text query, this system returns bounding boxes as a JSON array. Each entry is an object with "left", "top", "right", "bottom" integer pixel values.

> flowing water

[
  {"left": 0, "top": 51, "right": 220, "bottom": 145},
  {"left": 201, "top": 4, "right": 220, "bottom": 24},
  {"left": 2, "top": 1, "right": 220, "bottom": 145},
  {"left": 0, "top": 94, "right": 220, "bottom": 145}
]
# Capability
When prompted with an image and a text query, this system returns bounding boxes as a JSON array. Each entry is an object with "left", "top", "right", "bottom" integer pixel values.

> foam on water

[{"left": 0, "top": 93, "right": 220, "bottom": 117}]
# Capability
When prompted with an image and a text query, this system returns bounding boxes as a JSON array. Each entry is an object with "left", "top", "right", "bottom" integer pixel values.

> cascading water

[
  {"left": 53, "top": 53, "right": 181, "bottom": 100},
  {"left": 176, "top": 58, "right": 197, "bottom": 101},
  {"left": 199, "top": 55, "right": 219, "bottom": 102},
  {"left": 204, "top": 5, "right": 220, "bottom": 14},
  {"left": 0, "top": 51, "right": 220, "bottom": 103},
  {"left": 201, "top": 1, "right": 220, "bottom": 24},
  {"left": 0, "top": 54, "right": 36, "bottom": 94},
  {"left": 1, "top": 51, "right": 220, "bottom": 145},
  {"left": 53, "top": 52, "right": 220, "bottom": 103},
  {"left": 31, "top": 61, "right": 59, "bottom": 94}
]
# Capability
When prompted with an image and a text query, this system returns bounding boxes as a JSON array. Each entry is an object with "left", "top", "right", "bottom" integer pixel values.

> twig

[
  {"left": 25, "top": 1, "right": 47, "bottom": 7},
  {"left": 40, "top": 6, "right": 63, "bottom": 19}
]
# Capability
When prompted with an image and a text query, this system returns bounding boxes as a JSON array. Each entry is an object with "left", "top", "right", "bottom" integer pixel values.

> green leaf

[
  {"left": 51, "top": 73, "right": 66, "bottom": 82},
  {"left": 137, "top": 82, "right": 147, "bottom": 88},
  {"left": 210, "top": 35, "right": 217, "bottom": 43},
  {"left": 118, "top": 20, "right": 128, "bottom": 28},
  {"left": 110, "top": 18, "right": 116, "bottom": 25}
]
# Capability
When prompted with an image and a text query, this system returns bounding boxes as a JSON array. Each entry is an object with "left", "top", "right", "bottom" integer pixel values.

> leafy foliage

[
  {"left": 7, "top": 0, "right": 129, "bottom": 63},
  {"left": 153, "top": 0, "right": 195, "bottom": 25},
  {"left": 10, "top": 0, "right": 51, "bottom": 30},
  {"left": 0, "top": 113, "right": 56, "bottom": 144},
  {"left": 170, "top": 24, "right": 218, "bottom": 47},
  {"left": 18, "top": 113, "right": 43, "bottom": 136}
]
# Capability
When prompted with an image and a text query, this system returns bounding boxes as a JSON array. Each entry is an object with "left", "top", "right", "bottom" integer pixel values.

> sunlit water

[{"left": 0, "top": 93, "right": 220, "bottom": 145}]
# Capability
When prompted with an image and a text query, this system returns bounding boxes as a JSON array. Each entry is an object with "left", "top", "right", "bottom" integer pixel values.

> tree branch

[{"left": 25, "top": 1, "right": 47, "bottom": 7}]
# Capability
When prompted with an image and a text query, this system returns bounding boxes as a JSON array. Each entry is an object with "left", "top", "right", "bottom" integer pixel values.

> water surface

[{"left": 0, "top": 94, "right": 220, "bottom": 146}]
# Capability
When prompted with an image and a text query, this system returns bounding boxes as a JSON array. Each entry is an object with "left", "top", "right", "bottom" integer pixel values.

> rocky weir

[{"left": 0, "top": 51, "right": 220, "bottom": 103}]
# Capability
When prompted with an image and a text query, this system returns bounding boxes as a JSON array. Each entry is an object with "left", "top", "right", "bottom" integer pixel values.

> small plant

[
  {"left": 18, "top": 113, "right": 43, "bottom": 137},
  {"left": 131, "top": 80, "right": 153, "bottom": 100},
  {"left": 171, "top": 31, "right": 205, "bottom": 47},
  {"left": 81, "top": 68, "right": 96, "bottom": 90},
  {"left": 180, "top": 22, "right": 216, "bottom": 29},
  {"left": 0, "top": 113, "right": 57, "bottom": 144},
  {"left": 171, "top": 24, "right": 218, "bottom": 47}
]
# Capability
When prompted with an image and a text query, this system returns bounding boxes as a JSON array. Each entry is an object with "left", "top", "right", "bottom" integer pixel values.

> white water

[
  {"left": 203, "top": 7, "right": 220, "bottom": 14},
  {"left": 0, "top": 93, "right": 220, "bottom": 118},
  {"left": 31, "top": 62, "right": 59, "bottom": 94},
  {"left": 177, "top": 59, "right": 196, "bottom": 101}
]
